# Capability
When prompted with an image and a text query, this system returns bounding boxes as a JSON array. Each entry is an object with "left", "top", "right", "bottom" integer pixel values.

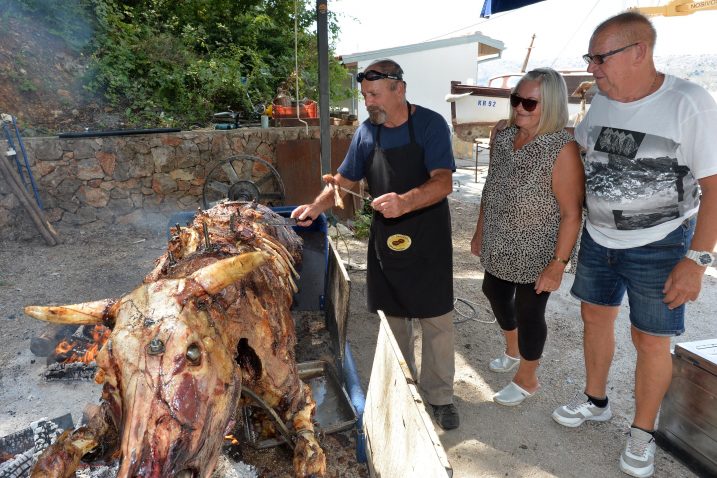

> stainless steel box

[{"left": 656, "top": 338, "right": 717, "bottom": 475}]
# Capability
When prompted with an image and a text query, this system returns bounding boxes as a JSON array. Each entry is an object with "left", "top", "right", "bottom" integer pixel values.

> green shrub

[
  {"left": 352, "top": 200, "right": 373, "bottom": 240},
  {"left": 82, "top": 0, "right": 352, "bottom": 128}
]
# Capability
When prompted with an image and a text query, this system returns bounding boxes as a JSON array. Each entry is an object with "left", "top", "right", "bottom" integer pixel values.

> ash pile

[
  {"left": 0, "top": 414, "right": 257, "bottom": 478},
  {"left": 0, "top": 416, "right": 72, "bottom": 478},
  {"left": 1, "top": 314, "right": 365, "bottom": 478}
]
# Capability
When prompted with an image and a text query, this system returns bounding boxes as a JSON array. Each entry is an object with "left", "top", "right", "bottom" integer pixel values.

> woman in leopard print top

[{"left": 471, "top": 68, "right": 585, "bottom": 406}]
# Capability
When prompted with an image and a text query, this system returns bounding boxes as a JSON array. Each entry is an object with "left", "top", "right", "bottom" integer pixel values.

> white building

[{"left": 339, "top": 32, "right": 505, "bottom": 129}]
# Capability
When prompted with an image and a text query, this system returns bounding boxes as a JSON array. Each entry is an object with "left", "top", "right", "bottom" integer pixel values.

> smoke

[
  {"left": 1, "top": 0, "right": 96, "bottom": 52},
  {"left": 0, "top": 1, "right": 112, "bottom": 134}
]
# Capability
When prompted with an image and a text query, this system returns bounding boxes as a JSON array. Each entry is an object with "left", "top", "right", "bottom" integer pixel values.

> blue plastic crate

[{"left": 166, "top": 207, "right": 328, "bottom": 311}]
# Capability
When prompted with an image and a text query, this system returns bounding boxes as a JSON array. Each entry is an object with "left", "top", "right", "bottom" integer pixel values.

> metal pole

[{"left": 317, "top": 0, "right": 331, "bottom": 177}]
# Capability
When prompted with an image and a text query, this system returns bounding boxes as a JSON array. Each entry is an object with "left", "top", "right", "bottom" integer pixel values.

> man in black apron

[{"left": 292, "top": 59, "right": 459, "bottom": 430}]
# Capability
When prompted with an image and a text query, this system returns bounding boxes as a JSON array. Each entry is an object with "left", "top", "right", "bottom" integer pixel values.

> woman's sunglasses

[
  {"left": 509, "top": 94, "right": 539, "bottom": 112},
  {"left": 357, "top": 69, "right": 403, "bottom": 83}
]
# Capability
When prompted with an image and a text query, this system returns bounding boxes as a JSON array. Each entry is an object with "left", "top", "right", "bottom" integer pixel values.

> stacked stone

[{"left": 0, "top": 126, "right": 355, "bottom": 237}]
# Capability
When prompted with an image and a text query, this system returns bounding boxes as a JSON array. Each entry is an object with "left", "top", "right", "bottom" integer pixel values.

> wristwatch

[{"left": 685, "top": 250, "right": 715, "bottom": 267}]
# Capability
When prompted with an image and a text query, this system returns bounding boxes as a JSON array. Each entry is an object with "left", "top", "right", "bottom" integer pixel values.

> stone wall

[{"left": 0, "top": 126, "right": 355, "bottom": 239}]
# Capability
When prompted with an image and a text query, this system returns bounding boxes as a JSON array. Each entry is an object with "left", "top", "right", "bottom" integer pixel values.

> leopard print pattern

[{"left": 480, "top": 126, "right": 576, "bottom": 283}]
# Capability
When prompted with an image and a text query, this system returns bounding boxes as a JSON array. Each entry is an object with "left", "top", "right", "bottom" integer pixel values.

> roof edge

[{"left": 339, "top": 32, "right": 504, "bottom": 63}]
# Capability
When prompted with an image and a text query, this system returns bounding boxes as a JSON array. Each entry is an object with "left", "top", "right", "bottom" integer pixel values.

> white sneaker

[
  {"left": 489, "top": 353, "right": 520, "bottom": 373},
  {"left": 619, "top": 427, "right": 656, "bottom": 477},
  {"left": 552, "top": 394, "right": 612, "bottom": 427}
]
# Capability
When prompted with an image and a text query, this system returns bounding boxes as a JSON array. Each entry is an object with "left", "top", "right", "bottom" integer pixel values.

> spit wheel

[{"left": 202, "top": 155, "right": 285, "bottom": 209}]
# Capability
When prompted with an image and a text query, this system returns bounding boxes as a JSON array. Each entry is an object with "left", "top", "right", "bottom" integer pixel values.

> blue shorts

[{"left": 570, "top": 218, "right": 695, "bottom": 336}]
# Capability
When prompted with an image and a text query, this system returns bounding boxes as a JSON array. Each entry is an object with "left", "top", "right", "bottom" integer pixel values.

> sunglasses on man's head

[
  {"left": 357, "top": 69, "right": 403, "bottom": 83},
  {"left": 509, "top": 94, "right": 539, "bottom": 112}
]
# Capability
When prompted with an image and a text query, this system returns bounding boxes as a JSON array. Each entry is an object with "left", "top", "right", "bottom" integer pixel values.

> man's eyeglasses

[
  {"left": 509, "top": 94, "right": 539, "bottom": 112},
  {"left": 357, "top": 69, "right": 403, "bottom": 83},
  {"left": 582, "top": 42, "right": 639, "bottom": 65}
]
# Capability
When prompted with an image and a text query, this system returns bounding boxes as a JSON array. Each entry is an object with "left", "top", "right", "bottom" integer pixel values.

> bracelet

[{"left": 553, "top": 256, "right": 569, "bottom": 265}]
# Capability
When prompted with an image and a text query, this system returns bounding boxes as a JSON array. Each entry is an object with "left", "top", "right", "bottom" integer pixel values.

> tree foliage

[{"left": 5, "top": 0, "right": 353, "bottom": 128}]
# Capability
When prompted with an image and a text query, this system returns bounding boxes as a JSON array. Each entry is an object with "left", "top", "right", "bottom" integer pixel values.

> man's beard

[{"left": 368, "top": 107, "right": 387, "bottom": 125}]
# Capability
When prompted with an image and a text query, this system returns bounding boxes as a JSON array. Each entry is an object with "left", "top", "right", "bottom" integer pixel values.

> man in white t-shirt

[{"left": 550, "top": 12, "right": 717, "bottom": 478}]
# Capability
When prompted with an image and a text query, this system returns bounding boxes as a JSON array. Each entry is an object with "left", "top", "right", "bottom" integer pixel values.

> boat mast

[{"left": 521, "top": 34, "right": 536, "bottom": 73}]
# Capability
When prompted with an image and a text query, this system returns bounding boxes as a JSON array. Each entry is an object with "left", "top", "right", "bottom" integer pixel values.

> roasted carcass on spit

[{"left": 24, "top": 202, "right": 327, "bottom": 478}]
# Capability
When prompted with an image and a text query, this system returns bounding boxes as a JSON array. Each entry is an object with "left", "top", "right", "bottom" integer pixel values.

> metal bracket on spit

[{"left": 240, "top": 387, "right": 296, "bottom": 450}]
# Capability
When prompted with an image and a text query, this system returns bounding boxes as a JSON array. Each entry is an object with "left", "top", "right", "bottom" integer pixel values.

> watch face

[{"left": 699, "top": 253, "right": 712, "bottom": 265}]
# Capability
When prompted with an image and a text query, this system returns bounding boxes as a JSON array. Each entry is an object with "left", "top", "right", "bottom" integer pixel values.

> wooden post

[{"left": 0, "top": 152, "right": 60, "bottom": 245}]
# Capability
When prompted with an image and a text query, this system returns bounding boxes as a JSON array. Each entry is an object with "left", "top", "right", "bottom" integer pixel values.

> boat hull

[{"left": 448, "top": 74, "right": 595, "bottom": 142}]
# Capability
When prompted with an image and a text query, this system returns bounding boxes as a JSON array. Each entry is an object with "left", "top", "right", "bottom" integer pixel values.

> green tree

[{"left": 84, "top": 0, "right": 352, "bottom": 127}]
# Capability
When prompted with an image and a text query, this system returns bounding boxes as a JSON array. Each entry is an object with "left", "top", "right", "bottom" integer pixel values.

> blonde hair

[{"left": 508, "top": 68, "right": 568, "bottom": 135}]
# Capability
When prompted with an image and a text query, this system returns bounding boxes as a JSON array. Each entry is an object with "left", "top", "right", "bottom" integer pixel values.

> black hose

[{"left": 58, "top": 128, "right": 181, "bottom": 139}]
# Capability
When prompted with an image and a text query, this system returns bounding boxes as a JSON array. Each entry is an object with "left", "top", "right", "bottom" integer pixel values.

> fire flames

[{"left": 53, "top": 325, "right": 111, "bottom": 364}]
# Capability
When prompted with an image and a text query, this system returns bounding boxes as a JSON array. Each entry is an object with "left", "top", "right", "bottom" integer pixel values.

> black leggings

[{"left": 482, "top": 271, "right": 550, "bottom": 361}]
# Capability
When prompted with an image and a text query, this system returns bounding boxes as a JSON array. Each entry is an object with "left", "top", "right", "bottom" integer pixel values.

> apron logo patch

[{"left": 387, "top": 234, "right": 411, "bottom": 251}]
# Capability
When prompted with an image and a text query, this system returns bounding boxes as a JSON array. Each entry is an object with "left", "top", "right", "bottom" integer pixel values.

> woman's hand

[
  {"left": 470, "top": 227, "right": 482, "bottom": 256},
  {"left": 534, "top": 260, "right": 565, "bottom": 294},
  {"left": 471, "top": 205, "right": 485, "bottom": 257}
]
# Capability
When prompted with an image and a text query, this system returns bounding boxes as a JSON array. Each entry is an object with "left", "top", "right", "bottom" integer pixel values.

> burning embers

[
  {"left": 50, "top": 325, "right": 110, "bottom": 365},
  {"left": 31, "top": 324, "right": 111, "bottom": 381}
]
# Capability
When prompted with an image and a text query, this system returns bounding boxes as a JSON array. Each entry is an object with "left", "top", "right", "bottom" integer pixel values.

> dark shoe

[{"left": 431, "top": 403, "right": 460, "bottom": 430}]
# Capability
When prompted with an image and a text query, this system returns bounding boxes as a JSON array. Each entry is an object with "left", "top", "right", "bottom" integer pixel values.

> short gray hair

[
  {"left": 592, "top": 11, "right": 656, "bottom": 49},
  {"left": 365, "top": 58, "right": 405, "bottom": 91},
  {"left": 366, "top": 58, "right": 404, "bottom": 78}
]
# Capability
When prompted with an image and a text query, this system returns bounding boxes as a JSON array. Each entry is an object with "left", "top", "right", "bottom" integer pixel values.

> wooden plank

[
  {"left": 364, "top": 312, "right": 452, "bottom": 478},
  {"left": 325, "top": 238, "right": 351, "bottom": 371},
  {"left": 275, "top": 137, "right": 357, "bottom": 220}
]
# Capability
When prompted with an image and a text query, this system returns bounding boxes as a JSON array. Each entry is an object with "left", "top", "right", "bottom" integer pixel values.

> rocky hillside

[{"left": 0, "top": 14, "right": 118, "bottom": 137}]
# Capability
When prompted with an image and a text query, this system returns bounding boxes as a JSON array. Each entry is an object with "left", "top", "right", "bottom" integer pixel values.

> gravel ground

[{"left": 1, "top": 163, "right": 715, "bottom": 477}]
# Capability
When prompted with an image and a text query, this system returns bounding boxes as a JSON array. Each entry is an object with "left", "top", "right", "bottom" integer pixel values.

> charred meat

[{"left": 25, "top": 202, "right": 326, "bottom": 478}]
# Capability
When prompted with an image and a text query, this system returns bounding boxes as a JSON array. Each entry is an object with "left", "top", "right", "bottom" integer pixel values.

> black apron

[{"left": 365, "top": 103, "right": 453, "bottom": 318}]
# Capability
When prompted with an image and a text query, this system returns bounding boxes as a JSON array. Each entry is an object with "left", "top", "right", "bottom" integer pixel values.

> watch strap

[{"left": 685, "top": 249, "right": 714, "bottom": 267}]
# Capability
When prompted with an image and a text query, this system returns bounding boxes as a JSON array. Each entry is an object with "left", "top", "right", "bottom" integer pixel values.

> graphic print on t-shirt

[{"left": 585, "top": 126, "right": 699, "bottom": 231}]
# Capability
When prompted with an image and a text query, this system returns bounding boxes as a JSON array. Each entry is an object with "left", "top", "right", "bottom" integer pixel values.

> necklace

[
  {"left": 650, "top": 71, "right": 662, "bottom": 93},
  {"left": 627, "top": 71, "right": 662, "bottom": 102}
]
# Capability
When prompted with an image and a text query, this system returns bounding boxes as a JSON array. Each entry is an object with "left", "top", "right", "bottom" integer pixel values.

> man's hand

[
  {"left": 490, "top": 119, "right": 509, "bottom": 146},
  {"left": 291, "top": 203, "right": 320, "bottom": 227},
  {"left": 291, "top": 173, "right": 357, "bottom": 225},
  {"left": 662, "top": 258, "right": 706, "bottom": 309},
  {"left": 322, "top": 174, "right": 344, "bottom": 209},
  {"left": 371, "top": 192, "right": 406, "bottom": 218}
]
